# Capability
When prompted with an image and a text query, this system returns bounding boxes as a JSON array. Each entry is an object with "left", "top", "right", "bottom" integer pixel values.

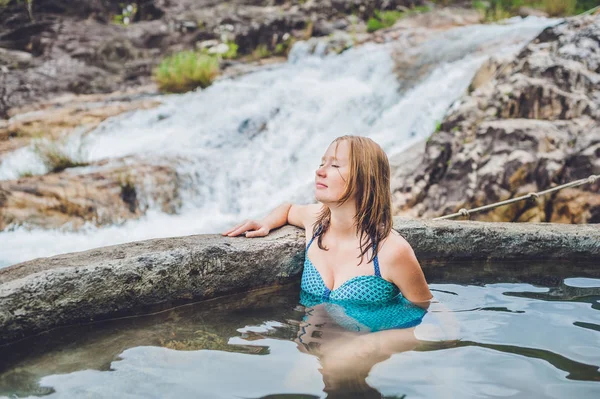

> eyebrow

[{"left": 321, "top": 156, "right": 339, "bottom": 161}]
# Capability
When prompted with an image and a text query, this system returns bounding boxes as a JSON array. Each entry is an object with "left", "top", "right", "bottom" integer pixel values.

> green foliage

[
  {"left": 18, "top": 170, "right": 34, "bottom": 178},
  {"left": 413, "top": 5, "right": 432, "bottom": 12},
  {"left": 472, "top": 0, "right": 488, "bottom": 13},
  {"left": 574, "top": 0, "right": 599, "bottom": 13},
  {"left": 222, "top": 41, "right": 238, "bottom": 60},
  {"left": 112, "top": 3, "right": 138, "bottom": 26},
  {"left": 367, "top": 10, "right": 406, "bottom": 32},
  {"left": 250, "top": 44, "right": 271, "bottom": 60},
  {"left": 274, "top": 36, "right": 296, "bottom": 56},
  {"left": 153, "top": 51, "right": 220, "bottom": 93},
  {"left": 366, "top": 18, "right": 385, "bottom": 33},
  {"left": 435, "top": 121, "right": 442, "bottom": 133},
  {"left": 471, "top": 0, "right": 586, "bottom": 20},
  {"left": 544, "top": 0, "right": 577, "bottom": 16},
  {"left": 33, "top": 140, "right": 88, "bottom": 173}
]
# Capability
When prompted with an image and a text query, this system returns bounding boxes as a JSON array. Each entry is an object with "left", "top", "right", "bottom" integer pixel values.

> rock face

[
  {"left": 0, "top": 225, "right": 307, "bottom": 345},
  {"left": 392, "top": 16, "right": 600, "bottom": 223},
  {"left": 0, "top": 162, "right": 181, "bottom": 231},
  {"left": 0, "top": 0, "right": 424, "bottom": 118},
  {"left": 1, "top": 219, "right": 598, "bottom": 345}
]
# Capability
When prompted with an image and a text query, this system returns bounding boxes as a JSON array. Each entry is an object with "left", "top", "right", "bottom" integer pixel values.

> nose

[{"left": 316, "top": 165, "right": 326, "bottom": 177}]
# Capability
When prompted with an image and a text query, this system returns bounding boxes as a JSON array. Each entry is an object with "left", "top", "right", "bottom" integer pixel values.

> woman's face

[{"left": 315, "top": 140, "right": 350, "bottom": 204}]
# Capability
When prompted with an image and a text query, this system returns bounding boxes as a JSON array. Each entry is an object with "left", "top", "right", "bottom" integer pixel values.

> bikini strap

[
  {"left": 306, "top": 224, "right": 323, "bottom": 250},
  {"left": 373, "top": 242, "right": 381, "bottom": 277}
]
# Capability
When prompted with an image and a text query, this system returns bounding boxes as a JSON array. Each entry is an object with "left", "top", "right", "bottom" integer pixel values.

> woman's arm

[
  {"left": 383, "top": 234, "right": 433, "bottom": 305},
  {"left": 222, "top": 203, "right": 322, "bottom": 237}
]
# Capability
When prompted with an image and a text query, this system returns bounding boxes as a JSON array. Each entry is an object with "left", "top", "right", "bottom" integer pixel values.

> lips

[{"left": 316, "top": 182, "right": 328, "bottom": 188}]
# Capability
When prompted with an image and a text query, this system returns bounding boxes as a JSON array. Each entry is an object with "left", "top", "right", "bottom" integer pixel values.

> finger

[
  {"left": 222, "top": 221, "right": 246, "bottom": 236},
  {"left": 227, "top": 221, "right": 253, "bottom": 237},
  {"left": 245, "top": 227, "right": 268, "bottom": 238}
]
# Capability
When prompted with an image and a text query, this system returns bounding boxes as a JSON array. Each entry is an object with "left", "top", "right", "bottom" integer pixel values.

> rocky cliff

[{"left": 392, "top": 15, "right": 600, "bottom": 223}]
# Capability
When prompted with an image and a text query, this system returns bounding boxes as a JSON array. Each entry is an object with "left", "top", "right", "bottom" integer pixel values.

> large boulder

[
  {"left": 392, "top": 16, "right": 600, "bottom": 223},
  {"left": 0, "top": 219, "right": 598, "bottom": 345}
]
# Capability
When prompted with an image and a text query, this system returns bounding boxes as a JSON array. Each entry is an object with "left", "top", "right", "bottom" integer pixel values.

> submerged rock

[{"left": 392, "top": 16, "right": 600, "bottom": 223}]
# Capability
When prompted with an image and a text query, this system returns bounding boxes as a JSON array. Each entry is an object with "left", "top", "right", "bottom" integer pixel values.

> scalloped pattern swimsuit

[
  {"left": 300, "top": 225, "right": 400, "bottom": 303},
  {"left": 299, "top": 225, "right": 427, "bottom": 333}
]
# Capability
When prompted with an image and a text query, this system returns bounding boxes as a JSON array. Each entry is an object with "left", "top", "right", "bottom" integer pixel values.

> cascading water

[{"left": 0, "top": 16, "right": 560, "bottom": 268}]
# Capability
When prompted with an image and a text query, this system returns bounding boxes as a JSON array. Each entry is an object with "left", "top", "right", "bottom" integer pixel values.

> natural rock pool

[{"left": 1, "top": 262, "right": 599, "bottom": 398}]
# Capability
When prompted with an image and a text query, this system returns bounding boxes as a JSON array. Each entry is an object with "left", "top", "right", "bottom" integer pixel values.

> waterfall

[{"left": 0, "top": 16, "right": 559, "bottom": 268}]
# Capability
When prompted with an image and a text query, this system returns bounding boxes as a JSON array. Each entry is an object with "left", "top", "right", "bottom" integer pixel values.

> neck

[{"left": 327, "top": 200, "right": 359, "bottom": 240}]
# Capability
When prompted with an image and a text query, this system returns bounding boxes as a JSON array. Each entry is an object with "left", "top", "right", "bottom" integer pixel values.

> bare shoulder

[
  {"left": 288, "top": 203, "right": 323, "bottom": 232},
  {"left": 379, "top": 230, "right": 415, "bottom": 261},
  {"left": 378, "top": 230, "right": 432, "bottom": 303}
]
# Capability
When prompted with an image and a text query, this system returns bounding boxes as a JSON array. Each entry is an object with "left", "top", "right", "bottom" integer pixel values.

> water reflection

[
  {"left": 293, "top": 303, "right": 421, "bottom": 397},
  {"left": 1, "top": 279, "right": 599, "bottom": 398}
]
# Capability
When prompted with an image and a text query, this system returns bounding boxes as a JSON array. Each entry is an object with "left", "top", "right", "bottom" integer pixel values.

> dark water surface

[{"left": 1, "top": 270, "right": 599, "bottom": 398}]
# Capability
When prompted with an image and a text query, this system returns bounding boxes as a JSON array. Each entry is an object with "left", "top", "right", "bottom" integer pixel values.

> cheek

[{"left": 331, "top": 171, "right": 348, "bottom": 190}]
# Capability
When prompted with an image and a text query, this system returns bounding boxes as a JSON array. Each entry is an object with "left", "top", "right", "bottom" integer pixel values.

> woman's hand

[{"left": 221, "top": 220, "right": 271, "bottom": 238}]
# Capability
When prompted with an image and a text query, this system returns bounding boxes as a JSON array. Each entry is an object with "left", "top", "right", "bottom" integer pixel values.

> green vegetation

[
  {"left": 18, "top": 170, "right": 34, "bottom": 178},
  {"left": 367, "top": 10, "right": 406, "bottom": 32},
  {"left": 274, "top": 36, "right": 296, "bottom": 56},
  {"left": 153, "top": 50, "right": 220, "bottom": 93},
  {"left": 222, "top": 41, "right": 238, "bottom": 60},
  {"left": 468, "top": 0, "right": 595, "bottom": 21},
  {"left": 366, "top": 5, "right": 435, "bottom": 33},
  {"left": 113, "top": 3, "right": 138, "bottom": 26},
  {"left": 250, "top": 44, "right": 272, "bottom": 61},
  {"left": 33, "top": 140, "right": 88, "bottom": 173}
]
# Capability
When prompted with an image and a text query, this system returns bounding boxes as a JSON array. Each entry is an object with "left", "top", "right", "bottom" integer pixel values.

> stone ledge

[{"left": 1, "top": 218, "right": 598, "bottom": 345}]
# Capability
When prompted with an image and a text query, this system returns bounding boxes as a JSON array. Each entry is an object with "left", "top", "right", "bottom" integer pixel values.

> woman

[
  {"left": 223, "top": 135, "right": 433, "bottom": 306},
  {"left": 224, "top": 136, "right": 448, "bottom": 395}
]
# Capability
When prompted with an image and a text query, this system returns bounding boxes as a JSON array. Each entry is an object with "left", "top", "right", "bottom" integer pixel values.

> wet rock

[
  {"left": 392, "top": 16, "right": 600, "bottom": 223},
  {"left": 0, "top": 162, "right": 181, "bottom": 231},
  {"left": 0, "top": 219, "right": 598, "bottom": 345},
  {"left": 0, "top": 0, "right": 427, "bottom": 117},
  {"left": 0, "top": 92, "right": 161, "bottom": 157}
]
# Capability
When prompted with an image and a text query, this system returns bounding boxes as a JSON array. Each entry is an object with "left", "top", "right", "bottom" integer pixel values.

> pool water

[{"left": 1, "top": 275, "right": 599, "bottom": 398}]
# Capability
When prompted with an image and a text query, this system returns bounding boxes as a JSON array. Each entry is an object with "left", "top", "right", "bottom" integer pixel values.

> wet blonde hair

[{"left": 312, "top": 135, "right": 393, "bottom": 264}]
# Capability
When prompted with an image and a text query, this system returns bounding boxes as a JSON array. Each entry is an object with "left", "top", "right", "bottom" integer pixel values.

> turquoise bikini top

[
  {"left": 300, "top": 225, "right": 400, "bottom": 303},
  {"left": 299, "top": 225, "right": 427, "bottom": 332}
]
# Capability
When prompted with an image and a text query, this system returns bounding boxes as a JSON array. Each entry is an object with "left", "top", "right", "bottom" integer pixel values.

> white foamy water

[{"left": 0, "top": 17, "right": 559, "bottom": 268}]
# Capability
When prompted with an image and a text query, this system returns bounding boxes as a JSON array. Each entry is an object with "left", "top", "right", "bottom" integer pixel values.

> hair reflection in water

[{"left": 290, "top": 290, "right": 428, "bottom": 398}]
